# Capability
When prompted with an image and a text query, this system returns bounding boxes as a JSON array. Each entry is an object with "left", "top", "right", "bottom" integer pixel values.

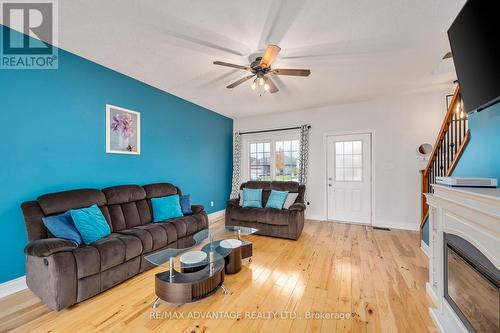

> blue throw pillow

[
  {"left": 152, "top": 195, "right": 184, "bottom": 222},
  {"left": 42, "top": 211, "right": 83, "bottom": 246},
  {"left": 265, "top": 190, "right": 289, "bottom": 210},
  {"left": 242, "top": 188, "right": 263, "bottom": 208},
  {"left": 70, "top": 204, "right": 111, "bottom": 245},
  {"left": 180, "top": 194, "right": 192, "bottom": 215}
]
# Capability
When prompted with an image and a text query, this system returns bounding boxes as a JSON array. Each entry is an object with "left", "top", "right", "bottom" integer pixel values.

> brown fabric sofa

[
  {"left": 21, "top": 183, "right": 208, "bottom": 311},
  {"left": 225, "top": 181, "right": 305, "bottom": 240}
]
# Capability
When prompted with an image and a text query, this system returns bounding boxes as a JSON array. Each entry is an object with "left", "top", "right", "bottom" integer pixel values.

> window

[
  {"left": 335, "top": 140, "right": 362, "bottom": 181},
  {"left": 249, "top": 142, "right": 271, "bottom": 181},
  {"left": 247, "top": 137, "right": 300, "bottom": 181},
  {"left": 275, "top": 140, "right": 300, "bottom": 181}
]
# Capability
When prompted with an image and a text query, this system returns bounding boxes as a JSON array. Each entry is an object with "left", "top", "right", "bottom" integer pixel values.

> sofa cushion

[
  {"left": 72, "top": 233, "right": 141, "bottom": 279},
  {"left": 107, "top": 233, "right": 142, "bottom": 260},
  {"left": 270, "top": 181, "right": 301, "bottom": 192},
  {"left": 152, "top": 195, "right": 183, "bottom": 221},
  {"left": 42, "top": 211, "right": 83, "bottom": 246},
  {"left": 117, "top": 228, "right": 154, "bottom": 253},
  {"left": 242, "top": 188, "right": 263, "bottom": 208},
  {"left": 71, "top": 205, "right": 111, "bottom": 245},
  {"left": 144, "top": 183, "right": 179, "bottom": 199},
  {"left": 103, "top": 185, "right": 152, "bottom": 231},
  {"left": 283, "top": 193, "right": 299, "bottom": 209},
  {"left": 180, "top": 195, "right": 192, "bottom": 215},
  {"left": 230, "top": 206, "right": 260, "bottom": 223},
  {"left": 226, "top": 206, "right": 291, "bottom": 225},
  {"left": 91, "top": 237, "right": 127, "bottom": 271},
  {"left": 102, "top": 185, "right": 146, "bottom": 205},
  {"left": 265, "top": 190, "right": 289, "bottom": 210},
  {"left": 256, "top": 208, "right": 290, "bottom": 226},
  {"left": 116, "top": 221, "right": 181, "bottom": 254},
  {"left": 38, "top": 189, "right": 106, "bottom": 216},
  {"left": 107, "top": 200, "right": 152, "bottom": 231},
  {"left": 166, "top": 214, "right": 205, "bottom": 238},
  {"left": 133, "top": 224, "right": 169, "bottom": 250},
  {"left": 73, "top": 245, "right": 100, "bottom": 278}
]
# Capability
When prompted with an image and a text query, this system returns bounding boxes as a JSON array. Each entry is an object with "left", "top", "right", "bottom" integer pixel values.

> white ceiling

[{"left": 5, "top": 0, "right": 466, "bottom": 118}]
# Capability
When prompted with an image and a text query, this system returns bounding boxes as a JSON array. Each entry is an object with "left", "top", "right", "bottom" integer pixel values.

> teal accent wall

[
  {"left": 0, "top": 26, "right": 233, "bottom": 283},
  {"left": 422, "top": 101, "right": 500, "bottom": 245},
  {"left": 452, "top": 102, "right": 500, "bottom": 180}
]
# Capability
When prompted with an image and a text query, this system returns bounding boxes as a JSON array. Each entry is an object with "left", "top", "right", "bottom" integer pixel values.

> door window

[{"left": 335, "top": 140, "right": 362, "bottom": 181}]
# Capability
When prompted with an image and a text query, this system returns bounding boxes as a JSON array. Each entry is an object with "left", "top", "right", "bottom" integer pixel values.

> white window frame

[{"left": 241, "top": 132, "right": 300, "bottom": 182}]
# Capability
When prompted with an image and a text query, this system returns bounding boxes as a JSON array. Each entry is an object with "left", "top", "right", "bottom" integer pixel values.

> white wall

[{"left": 234, "top": 90, "right": 451, "bottom": 230}]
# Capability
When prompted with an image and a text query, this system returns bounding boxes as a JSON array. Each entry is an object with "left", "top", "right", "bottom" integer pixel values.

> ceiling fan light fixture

[{"left": 213, "top": 44, "right": 310, "bottom": 94}]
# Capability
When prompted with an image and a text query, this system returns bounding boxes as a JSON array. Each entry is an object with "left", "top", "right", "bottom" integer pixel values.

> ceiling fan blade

[
  {"left": 226, "top": 75, "right": 255, "bottom": 89},
  {"left": 272, "top": 68, "right": 311, "bottom": 76},
  {"left": 213, "top": 61, "right": 250, "bottom": 71},
  {"left": 442, "top": 52, "right": 452, "bottom": 59},
  {"left": 264, "top": 76, "right": 279, "bottom": 94},
  {"left": 260, "top": 44, "right": 281, "bottom": 68}
]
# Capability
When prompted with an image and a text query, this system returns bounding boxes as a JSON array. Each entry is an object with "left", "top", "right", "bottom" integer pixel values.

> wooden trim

[
  {"left": 423, "top": 86, "right": 460, "bottom": 177},
  {"left": 419, "top": 86, "right": 470, "bottom": 236},
  {"left": 419, "top": 129, "right": 470, "bottom": 238},
  {"left": 446, "top": 129, "right": 470, "bottom": 177},
  {"left": 420, "top": 169, "right": 429, "bottom": 223}
]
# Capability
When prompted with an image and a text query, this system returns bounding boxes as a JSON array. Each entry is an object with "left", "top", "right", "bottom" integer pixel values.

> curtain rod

[{"left": 239, "top": 125, "right": 311, "bottom": 135}]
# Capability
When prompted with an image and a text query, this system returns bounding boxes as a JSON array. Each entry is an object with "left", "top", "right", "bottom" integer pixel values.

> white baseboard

[
  {"left": 426, "top": 282, "right": 438, "bottom": 305},
  {"left": 0, "top": 276, "right": 27, "bottom": 299},
  {"left": 372, "top": 220, "right": 419, "bottom": 231},
  {"left": 208, "top": 209, "right": 225, "bottom": 223},
  {"left": 305, "top": 214, "right": 326, "bottom": 221},
  {"left": 421, "top": 240, "right": 430, "bottom": 257},
  {"left": 309, "top": 216, "right": 419, "bottom": 231}
]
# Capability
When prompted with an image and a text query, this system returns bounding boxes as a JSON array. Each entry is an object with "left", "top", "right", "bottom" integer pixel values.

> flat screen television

[{"left": 448, "top": 0, "right": 500, "bottom": 113}]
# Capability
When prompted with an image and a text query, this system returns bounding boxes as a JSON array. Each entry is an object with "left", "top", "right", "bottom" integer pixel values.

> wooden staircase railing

[{"left": 420, "top": 86, "right": 470, "bottom": 236}]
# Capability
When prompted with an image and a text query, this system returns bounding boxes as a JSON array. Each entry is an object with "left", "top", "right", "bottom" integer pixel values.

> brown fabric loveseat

[
  {"left": 225, "top": 181, "right": 305, "bottom": 240},
  {"left": 21, "top": 183, "right": 208, "bottom": 311}
]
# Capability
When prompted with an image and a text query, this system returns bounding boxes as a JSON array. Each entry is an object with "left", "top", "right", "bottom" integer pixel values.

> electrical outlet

[{"left": 210, "top": 201, "right": 214, "bottom": 207}]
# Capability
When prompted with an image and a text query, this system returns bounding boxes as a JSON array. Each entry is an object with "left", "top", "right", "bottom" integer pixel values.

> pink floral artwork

[{"left": 106, "top": 105, "right": 140, "bottom": 154}]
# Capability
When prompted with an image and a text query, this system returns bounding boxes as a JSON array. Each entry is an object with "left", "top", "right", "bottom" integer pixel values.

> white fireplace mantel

[{"left": 424, "top": 184, "right": 500, "bottom": 333}]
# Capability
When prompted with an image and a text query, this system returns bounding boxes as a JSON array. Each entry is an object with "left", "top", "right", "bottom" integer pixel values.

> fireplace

[
  {"left": 425, "top": 185, "right": 500, "bottom": 333},
  {"left": 444, "top": 233, "right": 499, "bottom": 333}
]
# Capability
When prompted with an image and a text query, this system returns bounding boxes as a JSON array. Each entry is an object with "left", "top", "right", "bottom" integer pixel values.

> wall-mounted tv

[{"left": 448, "top": 0, "right": 500, "bottom": 113}]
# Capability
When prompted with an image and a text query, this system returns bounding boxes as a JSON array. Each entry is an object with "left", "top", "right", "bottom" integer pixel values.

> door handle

[{"left": 328, "top": 184, "right": 332, "bottom": 187}]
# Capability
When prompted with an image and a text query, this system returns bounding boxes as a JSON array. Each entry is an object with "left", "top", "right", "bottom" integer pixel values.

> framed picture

[{"left": 106, "top": 104, "right": 141, "bottom": 155}]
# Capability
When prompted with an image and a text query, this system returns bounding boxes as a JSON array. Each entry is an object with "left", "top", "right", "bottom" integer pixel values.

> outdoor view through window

[{"left": 249, "top": 139, "right": 299, "bottom": 181}]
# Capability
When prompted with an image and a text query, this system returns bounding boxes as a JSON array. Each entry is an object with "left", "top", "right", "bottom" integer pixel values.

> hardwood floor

[{"left": 0, "top": 220, "right": 436, "bottom": 333}]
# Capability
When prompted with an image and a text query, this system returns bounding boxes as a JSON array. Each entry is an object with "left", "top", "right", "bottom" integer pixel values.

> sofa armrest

[
  {"left": 288, "top": 203, "right": 306, "bottom": 212},
  {"left": 191, "top": 204, "right": 205, "bottom": 214},
  {"left": 24, "top": 238, "right": 77, "bottom": 257},
  {"left": 226, "top": 198, "right": 239, "bottom": 208}
]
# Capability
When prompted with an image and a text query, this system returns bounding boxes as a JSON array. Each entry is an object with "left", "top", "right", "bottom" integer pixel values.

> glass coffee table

[{"left": 145, "top": 225, "right": 258, "bottom": 307}]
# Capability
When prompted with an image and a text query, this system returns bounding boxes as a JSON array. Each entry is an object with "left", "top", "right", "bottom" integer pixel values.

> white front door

[{"left": 327, "top": 133, "right": 372, "bottom": 224}]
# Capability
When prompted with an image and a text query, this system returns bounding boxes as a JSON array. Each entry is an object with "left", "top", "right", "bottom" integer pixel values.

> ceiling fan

[{"left": 213, "top": 44, "right": 311, "bottom": 94}]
